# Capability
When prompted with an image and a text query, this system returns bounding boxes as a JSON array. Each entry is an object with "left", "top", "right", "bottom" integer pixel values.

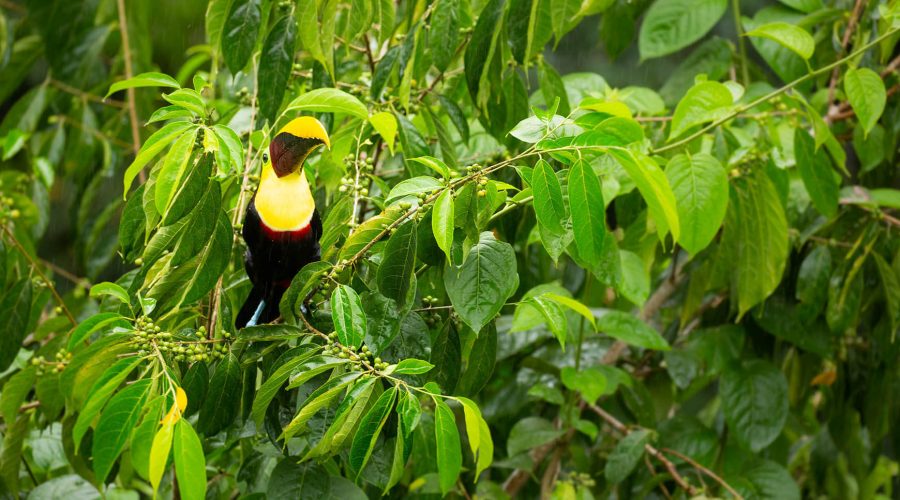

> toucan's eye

[{"left": 263, "top": 152, "right": 269, "bottom": 163}]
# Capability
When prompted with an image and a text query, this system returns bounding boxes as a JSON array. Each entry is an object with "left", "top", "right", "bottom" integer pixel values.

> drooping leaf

[
  {"left": 258, "top": 15, "right": 298, "bottom": 122},
  {"left": 173, "top": 420, "right": 206, "bottom": 500},
  {"left": 106, "top": 72, "right": 179, "bottom": 98},
  {"left": 721, "top": 360, "right": 788, "bottom": 452},
  {"left": 377, "top": 220, "right": 417, "bottom": 308},
  {"left": 434, "top": 399, "right": 462, "bottom": 496},
  {"left": 605, "top": 429, "right": 651, "bottom": 483},
  {"left": 639, "top": 0, "right": 728, "bottom": 60},
  {"left": 349, "top": 386, "right": 397, "bottom": 476},
  {"left": 222, "top": 0, "right": 262, "bottom": 74},
  {"left": 331, "top": 285, "right": 366, "bottom": 348},
  {"left": 665, "top": 153, "right": 729, "bottom": 254},
  {"left": 794, "top": 128, "right": 838, "bottom": 217},
  {"left": 567, "top": 160, "right": 616, "bottom": 278},
  {"left": 444, "top": 232, "right": 519, "bottom": 332},
  {"left": 531, "top": 160, "right": 571, "bottom": 262},
  {"left": 198, "top": 353, "right": 242, "bottom": 435},
  {"left": 745, "top": 22, "right": 815, "bottom": 60},
  {"left": 91, "top": 379, "right": 152, "bottom": 482},
  {"left": 284, "top": 87, "right": 368, "bottom": 119},
  {"left": 844, "top": 67, "right": 886, "bottom": 136},
  {"left": 595, "top": 310, "right": 670, "bottom": 351},
  {"left": 668, "top": 80, "right": 733, "bottom": 140}
]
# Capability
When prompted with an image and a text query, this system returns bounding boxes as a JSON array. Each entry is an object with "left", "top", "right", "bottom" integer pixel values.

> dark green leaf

[
  {"left": 596, "top": 310, "right": 670, "bottom": 350},
  {"left": 222, "top": 0, "right": 262, "bottom": 74},
  {"left": 605, "top": 429, "right": 650, "bottom": 483},
  {"left": 638, "top": 0, "right": 727, "bottom": 60},
  {"left": 721, "top": 360, "right": 788, "bottom": 452},
  {"left": 377, "top": 220, "right": 417, "bottom": 309},
  {"left": 198, "top": 353, "right": 242, "bottom": 435},
  {"left": 429, "top": 0, "right": 459, "bottom": 72},
  {"left": 92, "top": 379, "right": 152, "bottom": 482},
  {"left": 258, "top": 15, "right": 298, "bottom": 122},
  {"left": 434, "top": 399, "right": 462, "bottom": 495},
  {"left": 349, "top": 386, "right": 397, "bottom": 476},
  {"left": 331, "top": 285, "right": 366, "bottom": 348}
]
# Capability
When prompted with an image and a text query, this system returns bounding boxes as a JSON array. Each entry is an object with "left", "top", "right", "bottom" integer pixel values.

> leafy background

[{"left": 0, "top": 0, "right": 899, "bottom": 499}]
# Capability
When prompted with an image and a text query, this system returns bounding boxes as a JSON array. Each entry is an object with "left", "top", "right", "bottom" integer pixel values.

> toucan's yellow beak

[{"left": 269, "top": 116, "right": 331, "bottom": 177}]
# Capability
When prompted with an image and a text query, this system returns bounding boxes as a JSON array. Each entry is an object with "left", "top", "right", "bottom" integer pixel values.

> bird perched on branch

[{"left": 236, "top": 117, "right": 330, "bottom": 328}]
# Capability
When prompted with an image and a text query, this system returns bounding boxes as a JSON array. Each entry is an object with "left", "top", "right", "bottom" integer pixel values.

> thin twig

[
  {"left": 825, "top": 0, "right": 867, "bottom": 122},
  {"left": 654, "top": 26, "right": 900, "bottom": 154},
  {"left": 2, "top": 225, "right": 76, "bottom": 326},
  {"left": 587, "top": 404, "right": 699, "bottom": 496},
  {"left": 49, "top": 79, "right": 126, "bottom": 108},
  {"left": 662, "top": 448, "right": 744, "bottom": 499},
  {"left": 40, "top": 259, "right": 90, "bottom": 287},
  {"left": 55, "top": 114, "right": 134, "bottom": 150},
  {"left": 115, "top": 0, "right": 145, "bottom": 182}
]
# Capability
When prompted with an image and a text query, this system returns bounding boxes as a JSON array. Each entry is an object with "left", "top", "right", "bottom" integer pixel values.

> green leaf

[
  {"left": 796, "top": 245, "right": 831, "bottom": 314},
  {"left": 73, "top": 356, "right": 142, "bottom": 452},
  {"left": 393, "top": 358, "right": 434, "bottom": 375},
  {"left": 338, "top": 207, "right": 404, "bottom": 261},
  {"left": 162, "top": 89, "right": 206, "bottom": 116},
  {"left": 369, "top": 111, "right": 398, "bottom": 154},
  {"left": 92, "top": 379, "right": 152, "bottom": 482},
  {"left": 149, "top": 422, "right": 174, "bottom": 495},
  {"left": 331, "top": 285, "right": 366, "bottom": 348},
  {"left": 605, "top": 429, "right": 650, "bottom": 483},
  {"left": 844, "top": 67, "right": 886, "bottom": 136},
  {"left": 88, "top": 282, "right": 130, "bottom": 305},
  {"left": 550, "top": 0, "right": 581, "bottom": 44},
  {"left": 444, "top": 232, "right": 519, "bottom": 332},
  {"left": 668, "top": 80, "right": 733, "bottom": 140},
  {"left": 456, "top": 322, "right": 498, "bottom": 396},
  {"left": 377, "top": 220, "right": 417, "bottom": 308},
  {"left": 198, "top": 353, "right": 242, "bottom": 435},
  {"left": 222, "top": 0, "right": 262, "bottom": 74},
  {"left": 173, "top": 420, "right": 206, "bottom": 500},
  {"left": 619, "top": 250, "right": 650, "bottom": 306},
  {"left": 639, "top": 0, "right": 728, "bottom": 60},
  {"left": 154, "top": 128, "right": 199, "bottom": 216},
  {"left": 432, "top": 189, "right": 455, "bottom": 262},
  {"left": 660, "top": 37, "right": 733, "bottom": 105},
  {"left": 105, "top": 72, "right": 179, "bottom": 98},
  {"left": 430, "top": 0, "right": 459, "bottom": 72},
  {"left": 123, "top": 121, "right": 196, "bottom": 197},
  {"left": 507, "top": 417, "right": 563, "bottom": 456},
  {"left": 457, "top": 397, "right": 493, "bottom": 480},
  {"left": 538, "top": 59, "right": 570, "bottom": 116},
  {"left": 434, "top": 399, "right": 462, "bottom": 496},
  {"left": 721, "top": 360, "right": 788, "bottom": 452},
  {"left": 386, "top": 176, "right": 444, "bottom": 204},
  {"left": 282, "top": 372, "right": 361, "bottom": 439},
  {"left": 407, "top": 156, "right": 451, "bottom": 179},
  {"left": 665, "top": 153, "right": 729, "bottom": 254},
  {"left": 258, "top": 15, "right": 298, "bottom": 122},
  {"left": 544, "top": 293, "right": 596, "bottom": 328},
  {"left": 794, "top": 129, "right": 838, "bottom": 217},
  {"left": 349, "top": 386, "right": 397, "bottom": 476},
  {"left": 463, "top": 0, "right": 505, "bottom": 112},
  {"left": 532, "top": 160, "right": 571, "bottom": 262},
  {"left": 0, "top": 367, "right": 35, "bottom": 425},
  {"left": 284, "top": 87, "right": 368, "bottom": 119},
  {"left": 561, "top": 367, "right": 607, "bottom": 404},
  {"left": 745, "top": 22, "right": 815, "bottom": 60},
  {"left": 250, "top": 348, "right": 320, "bottom": 425},
  {"left": 568, "top": 160, "right": 615, "bottom": 277},
  {"left": 723, "top": 170, "right": 789, "bottom": 317},
  {"left": 873, "top": 253, "right": 900, "bottom": 336},
  {"left": 596, "top": 310, "right": 670, "bottom": 350},
  {"left": 205, "top": 0, "right": 230, "bottom": 50}
]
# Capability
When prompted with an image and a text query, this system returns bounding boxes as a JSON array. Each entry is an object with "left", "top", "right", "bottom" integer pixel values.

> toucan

[{"left": 236, "top": 116, "right": 330, "bottom": 328}]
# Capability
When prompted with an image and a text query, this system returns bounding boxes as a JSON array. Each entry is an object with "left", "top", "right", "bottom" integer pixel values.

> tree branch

[{"left": 115, "top": 0, "right": 144, "bottom": 183}]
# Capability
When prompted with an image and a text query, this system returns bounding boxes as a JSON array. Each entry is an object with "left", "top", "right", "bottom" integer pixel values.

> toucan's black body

[
  {"left": 234, "top": 116, "right": 330, "bottom": 329},
  {"left": 235, "top": 200, "right": 322, "bottom": 327}
]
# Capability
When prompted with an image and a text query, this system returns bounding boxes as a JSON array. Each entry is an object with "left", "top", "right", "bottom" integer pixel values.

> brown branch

[
  {"left": 40, "top": 259, "right": 89, "bottom": 287},
  {"left": 825, "top": 0, "right": 867, "bottom": 116},
  {"left": 601, "top": 260, "right": 685, "bottom": 365},
  {"left": 2, "top": 225, "right": 76, "bottom": 326},
  {"left": 587, "top": 404, "right": 698, "bottom": 496},
  {"left": 115, "top": 0, "right": 144, "bottom": 182},
  {"left": 662, "top": 448, "right": 744, "bottom": 500},
  {"left": 49, "top": 79, "right": 126, "bottom": 108}
]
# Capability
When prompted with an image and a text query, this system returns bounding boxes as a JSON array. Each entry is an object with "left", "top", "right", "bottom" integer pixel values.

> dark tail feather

[{"left": 236, "top": 285, "right": 284, "bottom": 329}]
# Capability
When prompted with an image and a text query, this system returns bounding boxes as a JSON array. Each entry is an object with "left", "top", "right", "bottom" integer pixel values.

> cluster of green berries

[
  {"left": 565, "top": 472, "right": 595, "bottom": 488},
  {"left": 30, "top": 350, "right": 72, "bottom": 375},
  {"left": 0, "top": 196, "right": 20, "bottom": 222},
  {"left": 338, "top": 155, "right": 375, "bottom": 196},
  {"left": 421, "top": 296, "right": 443, "bottom": 326},
  {"left": 236, "top": 87, "right": 252, "bottom": 106},
  {"left": 131, "top": 319, "right": 232, "bottom": 363},
  {"left": 322, "top": 333, "right": 391, "bottom": 370}
]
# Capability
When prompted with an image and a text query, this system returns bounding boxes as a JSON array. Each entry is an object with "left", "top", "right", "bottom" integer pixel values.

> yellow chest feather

[{"left": 254, "top": 164, "right": 316, "bottom": 231}]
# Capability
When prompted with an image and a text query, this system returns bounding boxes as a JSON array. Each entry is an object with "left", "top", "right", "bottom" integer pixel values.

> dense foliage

[{"left": 1, "top": 0, "right": 899, "bottom": 498}]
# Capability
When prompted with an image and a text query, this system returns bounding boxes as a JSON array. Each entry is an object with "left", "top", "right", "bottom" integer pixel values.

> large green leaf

[
  {"left": 222, "top": 0, "right": 262, "bottom": 74},
  {"left": 349, "top": 386, "right": 397, "bottom": 476},
  {"left": 721, "top": 360, "right": 788, "bottom": 452},
  {"left": 173, "top": 420, "right": 207, "bottom": 500},
  {"left": 605, "top": 429, "right": 650, "bottom": 483},
  {"left": 377, "top": 220, "right": 417, "bottom": 309},
  {"left": 432, "top": 189, "right": 454, "bottom": 262},
  {"left": 331, "top": 285, "right": 366, "bottom": 348},
  {"left": 198, "top": 353, "right": 242, "bottom": 435},
  {"left": 745, "top": 22, "right": 814, "bottom": 59},
  {"left": 595, "top": 310, "right": 670, "bottom": 350},
  {"left": 464, "top": 0, "right": 505, "bottom": 111},
  {"left": 73, "top": 356, "right": 142, "bottom": 452},
  {"left": 639, "top": 0, "right": 728, "bottom": 60},
  {"left": 429, "top": 0, "right": 459, "bottom": 72},
  {"left": 250, "top": 348, "right": 320, "bottom": 425},
  {"left": 444, "top": 232, "right": 519, "bottom": 332},
  {"left": 531, "top": 160, "right": 571, "bottom": 262},
  {"left": 844, "top": 67, "right": 886, "bottom": 136},
  {"left": 92, "top": 379, "right": 152, "bottom": 482},
  {"left": 567, "top": 160, "right": 615, "bottom": 279},
  {"left": 154, "top": 128, "right": 199, "bottom": 217},
  {"left": 794, "top": 129, "right": 838, "bottom": 217},
  {"left": 258, "top": 15, "right": 297, "bottom": 122},
  {"left": 283, "top": 88, "right": 368, "bottom": 119},
  {"left": 434, "top": 399, "right": 462, "bottom": 496},
  {"left": 723, "top": 170, "right": 789, "bottom": 317},
  {"left": 665, "top": 153, "right": 728, "bottom": 254},
  {"left": 668, "top": 80, "right": 732, "bottom": 140},
  {"left": 123, "top": 121, "right": 196, "bottom": 196}
]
